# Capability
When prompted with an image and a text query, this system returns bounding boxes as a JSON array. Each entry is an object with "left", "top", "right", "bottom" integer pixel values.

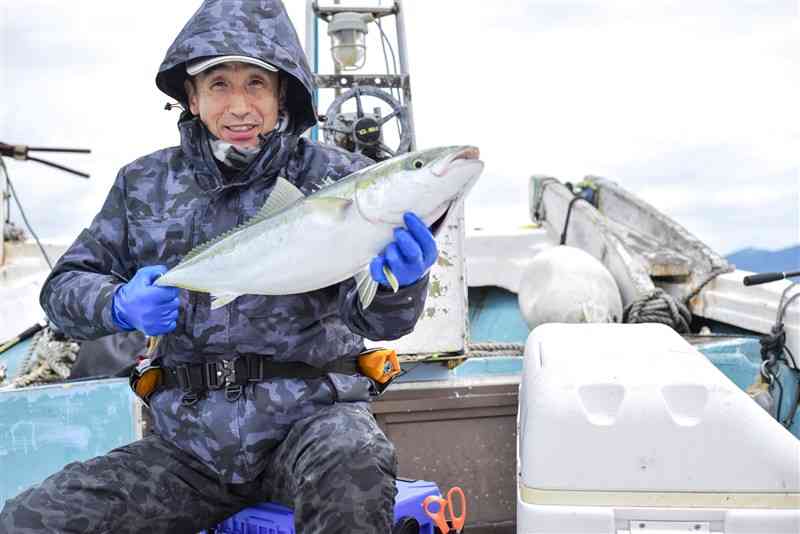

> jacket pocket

[{"left": 127, "top": 210, "right": 195, "bottom": 267}]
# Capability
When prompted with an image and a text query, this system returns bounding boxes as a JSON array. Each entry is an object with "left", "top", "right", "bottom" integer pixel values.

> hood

[{"left": 156, "top": 0, "right": 317, "bottom": 134}]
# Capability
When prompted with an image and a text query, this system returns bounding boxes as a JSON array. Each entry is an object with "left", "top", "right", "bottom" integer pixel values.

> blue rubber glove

[
  {"left": 111, "top": 265, "right": 180, "bottom": 336},
  {"left": 370, "top": 212, "right": 438, "bottom": 289}
]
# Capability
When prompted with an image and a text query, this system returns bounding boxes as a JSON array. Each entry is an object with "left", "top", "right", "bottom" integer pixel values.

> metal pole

[
  {"left": 332, "top": 0, "right": 342, "bottom": 99},
  {"left": 305, "top": 0, "right": 317, "bottom": 78},
  {"left": 305, "top": 0, "right": 319, "bottom": 141},
  {"left": 394, "top": 0, "right": 416, "bottom": 150},
  {"left": 0, "top": 160, "right": 5, "bottom": 266}
]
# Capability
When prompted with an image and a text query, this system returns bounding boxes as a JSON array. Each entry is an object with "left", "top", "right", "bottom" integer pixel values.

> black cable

[
  {"left": 375, "top": 18, "right": 403, "bottom": 140},
  {"left": 396, "top": 357, "right": 437, "bottom": 379},
  {"left": 761, "top": 282, "right": 800, "bottom": 428},
  {"left": 560, "top": 196, "right": 591, "bottom": 245},
  {"left": 782, "top": 368, "right": 800, "bottom": 429},
  {"left": 777, "top": 347, "right": 800, "bottom": 429},
  {"left": 26, "top": 156, "right": 90, "bottom": 179},
  {"left": 784, "top": 345, "right": 798, "bottom": 370},
  {"left": 1, "top": 161, "right": 54, "bottom": 270},
  {"left": 778, "top": 291, "right": 800, "bottom": 325},
  {"left": 375, "top": 19, "right": 400, "bottom": 100},
  {"left": 395, "top": 354, "right": 463, "bottom": 380},
  {"left": 773, "top": 375, "right": 784, "bottom": 424}
]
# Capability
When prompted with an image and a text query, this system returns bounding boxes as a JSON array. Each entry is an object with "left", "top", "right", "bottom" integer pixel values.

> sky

[{"left": 1, "top": 0, "right": 798, "bottom": 256}]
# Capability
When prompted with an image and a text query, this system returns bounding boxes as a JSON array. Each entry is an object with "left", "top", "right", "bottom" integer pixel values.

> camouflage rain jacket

[{"left": 40, "top": 0, "right": 428, "bottom": 483}]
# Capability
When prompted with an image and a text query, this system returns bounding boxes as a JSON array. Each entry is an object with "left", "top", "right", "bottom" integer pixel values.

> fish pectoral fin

[
  {"left": 354, "top": 268, "right": 379, "bottom": 310},
  {"left": 209, "top": 292, "right": 241, "bottom": 310},
  {"left": 307, "top": 197, "right": 353, "bottom": 221},
  {"left": 382, "top": 265, "right": 400, "bottom": 293},
  {"left": 258, "top": 177, "right": 306, "bottom": 219}
]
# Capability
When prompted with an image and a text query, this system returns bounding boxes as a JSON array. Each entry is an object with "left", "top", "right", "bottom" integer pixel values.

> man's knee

[
  {"left": 295, "top": 404, "right": 397, "bottom": 482},
  {"left": 0, "top": 460, "right": 114, "bottom": 534},
  {"left": 287, "top": 404, "right": 397, "bottom": 533}
]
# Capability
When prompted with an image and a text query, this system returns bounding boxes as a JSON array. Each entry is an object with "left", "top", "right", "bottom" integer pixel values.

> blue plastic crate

[
  {"left": 392, "top": 478, "right": 441, "bottom": 534},
  {"left": 211, "top": 501, "right": 293, "bottom": 534},
  {"left": 205, "top": 478, "right": 441, "bottom": 534}
]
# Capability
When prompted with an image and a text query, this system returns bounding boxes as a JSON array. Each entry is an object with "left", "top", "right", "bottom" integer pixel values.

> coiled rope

[
  {"left": 4, "top": 327, "right": 79, "bottom": 388},
  {"left": 623, "top": 266, "right": 735, "bottom": 333},
  {"left": 623, "top": 288, "right": 692, "bottom": 333},
  {"left": 467, "top": 342, "right": 525, "bottom": 357}
]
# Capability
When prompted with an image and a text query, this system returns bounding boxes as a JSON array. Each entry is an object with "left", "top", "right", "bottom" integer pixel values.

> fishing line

[{"left": 0, "top": 158, "right": 53, "bottom": 270}]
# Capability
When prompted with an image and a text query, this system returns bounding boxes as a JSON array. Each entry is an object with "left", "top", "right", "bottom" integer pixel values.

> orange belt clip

[
  {"left": 357, "top": 348, "right": 401, "bottom": 388},
  {"left": 129, "top": 357, "right": 163, "bottom": 405},
  {"left": 129, "top": 337, "right": 163, "bottom": 405}
]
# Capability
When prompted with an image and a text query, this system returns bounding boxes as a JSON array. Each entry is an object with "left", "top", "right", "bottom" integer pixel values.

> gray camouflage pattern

[
  {"left": 39, "top": 0, "right": 428, "bottom": 484},
  {"left": 0, "top": 404, "right": 397, "bottom": 533}
]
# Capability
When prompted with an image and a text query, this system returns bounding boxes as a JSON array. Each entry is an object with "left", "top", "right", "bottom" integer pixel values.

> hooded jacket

[{"left": 40, "top": 0, "right": 428, "bottom": 482}]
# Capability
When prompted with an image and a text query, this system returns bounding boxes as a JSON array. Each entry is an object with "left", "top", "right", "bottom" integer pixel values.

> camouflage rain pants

[{"left": 0, "top": 403, "right": 397, "bottom": 533}]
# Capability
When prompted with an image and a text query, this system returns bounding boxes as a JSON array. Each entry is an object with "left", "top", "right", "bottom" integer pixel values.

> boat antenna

[
  {"left": 0, "top": 143, "right": 91, "bottom": 179},
  {"left": 0, "top": 142, "right": 91, "bottom": 269}
]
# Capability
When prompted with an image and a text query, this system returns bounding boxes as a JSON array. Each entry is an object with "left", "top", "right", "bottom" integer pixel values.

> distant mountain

[{"left": 726, "top": 245, "right": 799, "bottom": 275}]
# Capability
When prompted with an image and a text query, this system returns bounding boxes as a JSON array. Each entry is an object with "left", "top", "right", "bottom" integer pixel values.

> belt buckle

[
  {"left": 218, "top": 359, "right": 243, "bottom": 402},
  {"left": 207, "top": 359, "right": 236, "bottom": 390}
]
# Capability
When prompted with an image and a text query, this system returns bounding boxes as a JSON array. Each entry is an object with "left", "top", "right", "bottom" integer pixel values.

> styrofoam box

[{"left": 517, "top": 323, "right": 800, "bottom": 533}]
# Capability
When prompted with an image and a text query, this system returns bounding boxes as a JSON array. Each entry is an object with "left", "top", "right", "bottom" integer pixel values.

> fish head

[{"left": 355, "top": 146, "right": 484, "bottom": 232}]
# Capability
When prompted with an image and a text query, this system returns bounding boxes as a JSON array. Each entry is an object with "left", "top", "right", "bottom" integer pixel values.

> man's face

[{"left": 185, "top": 62, "right": 280, "bottom": 148}]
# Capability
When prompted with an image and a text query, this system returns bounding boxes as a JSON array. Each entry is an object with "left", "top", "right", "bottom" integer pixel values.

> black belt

[{"left": 161, "top": 355, "right": 360, "bottom": 402}]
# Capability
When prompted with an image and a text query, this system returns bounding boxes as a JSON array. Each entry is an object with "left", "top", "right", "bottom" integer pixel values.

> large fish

[{"left": 155, "top": 146, "right": 483, "bottom": 309}]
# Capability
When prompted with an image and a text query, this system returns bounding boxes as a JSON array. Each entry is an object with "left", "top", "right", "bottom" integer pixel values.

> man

[{"left": 0, "top": 1, "right": 435, "bottom": 532}]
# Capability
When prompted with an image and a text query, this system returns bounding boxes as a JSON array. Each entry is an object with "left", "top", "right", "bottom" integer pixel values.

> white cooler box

[{"left": 517, "top": 323, "right": 800, "bottom": 533}]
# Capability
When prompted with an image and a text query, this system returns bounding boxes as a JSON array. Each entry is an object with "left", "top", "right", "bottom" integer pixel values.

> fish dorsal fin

[
  {"left": 258, "top": 176, "right": 305, "bottom": 219},
  {"left": 178, "top": 177, "right": 304, "bottom": 265}
]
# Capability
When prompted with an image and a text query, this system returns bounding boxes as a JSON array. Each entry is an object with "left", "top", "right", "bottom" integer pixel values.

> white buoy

[{"left": 517, "top": 245, "right": 623, "bottom": 330}]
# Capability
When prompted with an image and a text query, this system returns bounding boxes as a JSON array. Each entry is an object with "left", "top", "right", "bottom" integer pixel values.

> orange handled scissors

[{"left": 422, "top": 486, "right": 466, "bottom": 534}]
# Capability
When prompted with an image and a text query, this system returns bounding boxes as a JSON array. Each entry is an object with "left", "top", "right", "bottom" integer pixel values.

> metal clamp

[
  {"left": 760, "top": 360, "right": 779, "bottom": 384},
  {"left": 206, "top": 359, "right": 237, "bottom": 390},
  {"left": 223, "top": 360, "right": 236, "bottom": 386},
  {"left": 219, "top": 359, "right": 243, "bottom": 402}
]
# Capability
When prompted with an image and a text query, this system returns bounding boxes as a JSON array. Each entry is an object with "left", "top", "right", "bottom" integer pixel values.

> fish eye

[{"left": 412, "top": 159, "right": 424, "bottom": 169}]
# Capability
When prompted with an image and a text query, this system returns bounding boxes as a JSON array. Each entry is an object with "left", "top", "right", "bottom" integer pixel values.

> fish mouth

[
  {"left": 432, "top": 146, "right": 481, "bottom": 177},
  {"left": 429, "top": 200, "right": 456, "bottom": 236},
  {"left": 427, "top": 147, "right": 482, "bottom": 234}
]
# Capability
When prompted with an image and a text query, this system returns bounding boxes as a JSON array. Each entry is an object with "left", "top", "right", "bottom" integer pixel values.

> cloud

[{"left": 1, "top": 0, "right": 797, "bottom": 257}]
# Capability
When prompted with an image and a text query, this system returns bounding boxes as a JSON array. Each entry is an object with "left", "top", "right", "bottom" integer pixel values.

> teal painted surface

[
  {"left": 396, "top": 355, "right": 523, "bottom": 382},
  {"left": 468, "top": 287, "right": 530, "bottom": 343},
  {"left": 453, "top": 356, "right": 523, "bottom": 377},
  {"left": 700, "top": 337, "right": 800, "bottom": 433},
  {"left": 0, "top": 378, "right": 138, "bottom": 506},
  {"left": 699, "top": 337, "right": 762, "bottom": 390},
  {"left": 0, "top": 337, "right": 35, "bottom": 381}
]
